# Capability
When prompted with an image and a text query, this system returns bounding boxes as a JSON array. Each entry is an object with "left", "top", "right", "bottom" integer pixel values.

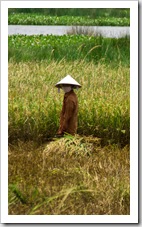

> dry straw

[{"left": 9, "top": 135, "right": 130, "bottom": 215}]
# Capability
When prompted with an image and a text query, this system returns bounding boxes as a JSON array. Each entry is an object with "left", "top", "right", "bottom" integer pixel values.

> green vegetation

[
  {"left": 8, "top": 13, "right": 130, "bottom": 26},
  {"left": 8, "top": 8, "right": 130, "bottom": 18},
  {"left": 8, "top": 136, "right": 130, "bottom": 215},
  {"left": 9, "top": 35, "right": 130, "bottom": 66},
  {"left": 8, "top": 8, "right": 130, "bottom": 26}
]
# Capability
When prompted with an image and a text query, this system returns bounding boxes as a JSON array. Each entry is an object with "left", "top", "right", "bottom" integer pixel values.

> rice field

[
  {"left": 8, "top": 20, "right": 130, "bottom": 215},
  {"left": 8, "top": 59, "right": 130, "bottom": 215},
  {"left": 8, "top": 135, "right": 130, "bottom": 215},
  {"left": 8, "top": 59, "right": 129, "bottom": 145}
]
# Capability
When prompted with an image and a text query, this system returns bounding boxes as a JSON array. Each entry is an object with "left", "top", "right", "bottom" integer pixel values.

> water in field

[{"left": 8, "top": 25, "right": 130, "bottom": 38}]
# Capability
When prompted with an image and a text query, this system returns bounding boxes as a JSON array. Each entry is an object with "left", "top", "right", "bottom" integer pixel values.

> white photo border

[{"left": 1, "top": 0, "right": 138, "bottom": 224}]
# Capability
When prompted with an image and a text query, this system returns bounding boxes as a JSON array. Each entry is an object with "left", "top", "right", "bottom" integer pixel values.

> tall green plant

[{"left": 8, "top": 35, "right": 130, "bottom": 66}]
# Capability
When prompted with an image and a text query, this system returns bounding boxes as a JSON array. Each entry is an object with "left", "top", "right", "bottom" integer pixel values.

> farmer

[{"left": 55, "top": 75, "right": 81, "bottom": 136}]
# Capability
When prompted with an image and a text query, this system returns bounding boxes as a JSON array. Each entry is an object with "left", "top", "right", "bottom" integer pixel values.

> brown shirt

[{"left": 57, "top": 90, "right": 78, "bottom": 135}]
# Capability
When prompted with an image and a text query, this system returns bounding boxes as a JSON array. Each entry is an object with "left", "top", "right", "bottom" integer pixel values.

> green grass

[
  {"left": 8, "top": 60, "right": 129, "bottom": 145},
  {"left": 8, "top": 35, "right": 130, "bottom": 66},
  {"left": 8, "top": 13, "right": 130, "bottom": 26},
  {"left": 8, "top": 136, "right": 130, "bottom": 215},
  {"left": 8, "top": 8, "right": 130, "bottom": 18}
]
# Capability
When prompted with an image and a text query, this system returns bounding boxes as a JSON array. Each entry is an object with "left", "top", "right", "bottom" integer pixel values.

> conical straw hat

[{"left": 55, "top": 75, "right": 81, "bottom": 88}]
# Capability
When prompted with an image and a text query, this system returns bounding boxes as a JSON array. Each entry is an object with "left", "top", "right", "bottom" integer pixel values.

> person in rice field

[{"left": 55, "top": 75, "right": 81, "bottom": 136}]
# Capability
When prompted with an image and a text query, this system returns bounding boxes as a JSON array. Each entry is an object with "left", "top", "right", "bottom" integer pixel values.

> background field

[
  {"left": 8, "top": 8, "right": 130, "bottom": 18},
  {"left": 8, "top": 8, "right": 130, "bottom": 26},
  {"left": 8, "top": 9, "right": 130, "bottom": 215}
]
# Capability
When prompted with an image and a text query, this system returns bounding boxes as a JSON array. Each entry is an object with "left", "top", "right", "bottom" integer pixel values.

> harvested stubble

[{"left": 8, "top": 135, "right": 130, "bottom": 215}]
